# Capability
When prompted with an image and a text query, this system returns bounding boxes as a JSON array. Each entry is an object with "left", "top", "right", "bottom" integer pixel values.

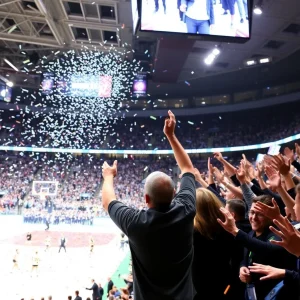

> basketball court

[{"left": 0, "top": 215, "right": 130, "bottom": 300}]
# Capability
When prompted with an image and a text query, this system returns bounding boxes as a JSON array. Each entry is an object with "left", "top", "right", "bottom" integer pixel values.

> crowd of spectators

[
  {"left": 1, "top": 102, "right": 300, "bottom": 299},
  {"left": 0, "top": 157, "right": 36, "bottom": 213},
  {"left": 1, "top": 102, "right": 300, "bottom": 151}
]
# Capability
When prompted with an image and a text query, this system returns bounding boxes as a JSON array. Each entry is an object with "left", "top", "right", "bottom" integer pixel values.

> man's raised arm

[
  {"left": 102, "top": 160, "right": 117, "bottom": 211},
  {"left": 164, "top": 110, "right": 194, "bottom": 174}
]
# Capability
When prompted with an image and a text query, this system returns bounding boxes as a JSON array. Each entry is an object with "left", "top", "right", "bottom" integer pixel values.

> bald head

[{"left": 144, "top": 171, "right": 175, "bottom": 209}]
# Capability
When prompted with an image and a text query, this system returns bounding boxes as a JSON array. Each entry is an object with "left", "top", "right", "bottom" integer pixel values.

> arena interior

[{"left": 0, "top": 0, "right": 300, "bottom": 300}]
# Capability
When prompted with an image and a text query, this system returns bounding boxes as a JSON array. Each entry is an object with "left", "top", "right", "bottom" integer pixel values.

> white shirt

[{"left": 186, "top": 0, "right": 209, "bottom": 21}]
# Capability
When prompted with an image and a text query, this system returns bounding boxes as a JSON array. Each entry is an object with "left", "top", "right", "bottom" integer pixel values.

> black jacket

[
  {"left": 237, "top": 228, "right": 299, "bottom": 299},
  {"left": 87, "top": 282, "right": 100, "bottom": 300}
]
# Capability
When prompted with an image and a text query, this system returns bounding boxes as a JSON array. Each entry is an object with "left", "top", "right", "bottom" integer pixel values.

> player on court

[
  {"left": 26, "top": 232, "right": 32, "bottom": 245},
  {"left": 45, "top": 236, "right": 51, "bottom": 252},
  {"left": 58, "top": 234, "right": 67, "bottom": 253},
  {"left": 11, "top": 249, "right": 19, "bottom": 273},
  {"left": 89, "top": 236, "right": 94, "bottom": 256},
  {"left": 31, "top": 250, "right": 40, "bottom": 277}
]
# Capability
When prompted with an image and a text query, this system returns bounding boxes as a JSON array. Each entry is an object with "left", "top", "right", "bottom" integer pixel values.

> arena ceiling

[
  {"left": 0, "top": 0, "right": 134, "bottom": 71},
  {"left": 0, "top": 0, "right": 300, "bottom": 95}
]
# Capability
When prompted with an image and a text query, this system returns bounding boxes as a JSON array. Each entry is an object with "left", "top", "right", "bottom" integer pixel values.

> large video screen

[
  {"left": 141, "top": 0, "right": 250, "bottom": 39},
  {"left": 70, "top": 75, "right": 112, "bottom": 98},
  {"left": 41, "top": 73, "right": 113, "bottom": 98}
]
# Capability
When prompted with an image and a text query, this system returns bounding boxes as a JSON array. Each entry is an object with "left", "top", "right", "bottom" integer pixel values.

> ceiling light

[
  {"left": 246, "top": 60, "right": 256, "bottom": 66},
  {"left": 259, "top": 58, "right": 270, "bottom": 64},
  {"left": 201, "top": 101, "right": 206, "bottom": 105},
  {"left": 212, "top": 48, "right": 220, "bottom": 56},
  {"left": 8, "top": 25, "right": 17, "bottom": 34},
  {"left": 0, "top": 89, "right": 6, "bottom": 97},
  {"left": 4, "top": 58, "right": 19, "bottom": 72},
  {"left": 204, "top": 48, "right": 221, "bottom": 65},
  {"left": 204, "top": 55, "right": 214, "bottom": 65},
  {"left": 253, "top": 6, "right": 262, "bottom": 15},
  {"left": 7, "top": 81, "right": 14, "bottom": 87}
]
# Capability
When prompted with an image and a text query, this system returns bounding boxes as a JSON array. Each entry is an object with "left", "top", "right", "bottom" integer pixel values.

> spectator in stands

[
  {"left": 218, "top": 195, "right": 299, "bottom": 299},
  {"left": 102, "top": 111, "right": 196, "bottom": 299},
  {"left": 192, "top": 187, "right": 236, "bottom": 299},
  {"left": 74, "top": 290, "right": 82, "bottom": 300},
  {"left": 225, "top": 199, "right": 252, "bottom": 298}
]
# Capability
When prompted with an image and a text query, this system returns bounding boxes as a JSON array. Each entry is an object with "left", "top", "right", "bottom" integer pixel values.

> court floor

[{"left": 0, "top": 216, "right": 129, "bottom": 300}]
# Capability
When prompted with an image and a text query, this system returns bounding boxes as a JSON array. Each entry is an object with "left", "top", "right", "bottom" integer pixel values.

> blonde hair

[{"left": 194, "top": 188, "right": 225, "bottom": 239}]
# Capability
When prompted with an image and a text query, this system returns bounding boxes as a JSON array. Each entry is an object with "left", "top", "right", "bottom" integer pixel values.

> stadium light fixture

[
  {"left": 0, "top": 89, "right": 5, "bottom": 97},
  {"left": 7, "top": 25, "right": 17, "bottom": 34},
  {"left": 204, "top": 54, "right": 214, "bottom": 65},
  {"left": 254, "top": 0, "right": 263, "bottom": 15},
  {"left": 7, "top": 81, "right": 14, "bottom": 87},
  {"left": 259, "top": 57, "right": 271, "bottom": 64},
  {"left": 204, "top": 47, "right": 220, "bottom": 65},
  {"left": 246, "top": 60, "right": 256, "bottom": 66},
  {"left": 212, "top": 48, "right": 220, "bottom": 56},
  {"left": 4, "top": 58, "right": 19, "bottom": 72}
]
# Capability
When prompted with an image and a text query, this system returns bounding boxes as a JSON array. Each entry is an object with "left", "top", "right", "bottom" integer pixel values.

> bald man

[{"left": 102, "top": 111, "right": 196, "bottom": 300}]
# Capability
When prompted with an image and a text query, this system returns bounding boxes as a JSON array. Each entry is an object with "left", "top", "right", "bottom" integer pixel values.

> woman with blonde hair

[{"left": 193, "top": 188, "right": 235, "bottom": 300}]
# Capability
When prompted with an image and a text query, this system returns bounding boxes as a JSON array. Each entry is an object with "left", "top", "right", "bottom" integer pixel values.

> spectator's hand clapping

[
  {"left": 254, "top": 198, "right": 281, "bottom": 221},
  {"left": 265, "top": 165, "right": 281, "bottom": 190},
  {"left": 270, "top": 217, "right": 300, "bottom": 257},
  {"left": 284, "top": 147, "right": 295, "bottom": 162}
]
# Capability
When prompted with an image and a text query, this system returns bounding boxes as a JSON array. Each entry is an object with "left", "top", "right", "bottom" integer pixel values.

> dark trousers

[
  {"left": 154, "top": 0, "right": 166, "bottom": 10},
  {"left": 45, "top": 221, "right": 49, "bottom": 230},
  {"left": 58, "top": 245, "right": 66, "bottom": 252},
  {"left": 185, "top": 17, "right": 210, "bottom": 34}
]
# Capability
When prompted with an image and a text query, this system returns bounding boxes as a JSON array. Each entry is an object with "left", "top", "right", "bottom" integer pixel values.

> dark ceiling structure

[{"left": 0, "top": 0, "right": 299, "bottom": 98}]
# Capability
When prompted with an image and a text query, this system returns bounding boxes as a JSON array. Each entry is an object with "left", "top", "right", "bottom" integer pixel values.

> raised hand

[
  {"left": 265, "top": 165, "right": 281, "bottom": 189},
  {"left": 207, "top": 157, "right": 214, "bottom": 175},
  {"left": 217, "top": 207, "right": 239, "bottom": 236},
  {"left": 254, "top": 198, "right": 281, "bottom": 220},
  {"left": 102, "top": 160, "right": 117, "bottom": 179},
  {"left": 193, "top": 168, "right": 202, "bottom": 183},
  {"left": 270, "top": 217, "right": 300, "bottom": 257},
  {"left": 249, "top": 263, "right": 285, "bottom": 281},
  {"left": 163, "top": 110, "right": 176, "bottom": 137},
  {"left": 256, "top": 161, "right": 264, "bottom": 177},
  {"left": 271, "top": 154, "right": 290, "bottom": 176},
  {"left": 213, "top": 152, "right": 223, "bottom": 161},
  {"left": 283, "top": 147, "right": 295, "bottom": 162},
  {"left": 235, "top": 163, "right": 246, "bottom": 183},
  {"left": 213, "top": 167, "right": 224, "bottom": 183}
]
